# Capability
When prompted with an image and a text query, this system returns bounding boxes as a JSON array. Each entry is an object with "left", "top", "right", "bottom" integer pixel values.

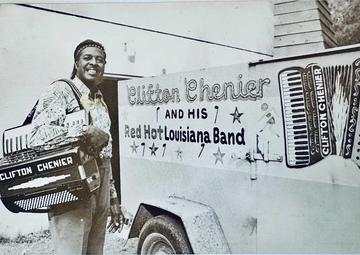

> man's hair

[{"left": 71, "top": 39, "right": 106, "bottom": 79}]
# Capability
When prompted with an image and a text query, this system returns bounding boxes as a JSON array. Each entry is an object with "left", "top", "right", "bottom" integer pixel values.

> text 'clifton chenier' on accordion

[
  {"left": 0, "top": 109, "right": 101, "bottom": 213},
  {"left": 278, "top": 58, "right": 360, "bottom": 168}
]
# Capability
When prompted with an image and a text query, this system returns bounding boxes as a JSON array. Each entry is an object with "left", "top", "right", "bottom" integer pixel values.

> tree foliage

[{"left": 329, "top": 0, "right": 360, "bottom": 46}]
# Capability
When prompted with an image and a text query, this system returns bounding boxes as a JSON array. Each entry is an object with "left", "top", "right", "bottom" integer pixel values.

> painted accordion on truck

[
  {"left": 0, "top": 110, "right": 100, "bottom": 213},
  {"left": 279, "top": 59, "right": 360, "bottom": 168}
]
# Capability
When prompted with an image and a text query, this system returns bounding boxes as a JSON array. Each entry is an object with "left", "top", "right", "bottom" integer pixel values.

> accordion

[
  {"left": 278, "top": 58, "right": 360, "bottom": 168},
  {"left": 0, "top": 110, "right": 100, "bottom": 213}
]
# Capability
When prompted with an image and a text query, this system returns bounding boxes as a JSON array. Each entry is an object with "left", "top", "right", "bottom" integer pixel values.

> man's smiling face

[{"left": 75, "top": 47, "right": 105, "bottom": 88}]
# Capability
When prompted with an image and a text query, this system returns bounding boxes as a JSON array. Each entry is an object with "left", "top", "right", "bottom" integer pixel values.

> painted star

[
  {"left": 213, "top": 147, "right": 225, "bottom": 165},
  {"left": 230, "top": 107, "right": 243, "bottom": 124},
  {"left": 176, "top": 147, "right": 183, "bottom": 160},
  {"left": 130, "top": 141, "right": 139, "bottom": 153},
  {"left": 149, "top": 142, "right": 159, "bottom": 156}
]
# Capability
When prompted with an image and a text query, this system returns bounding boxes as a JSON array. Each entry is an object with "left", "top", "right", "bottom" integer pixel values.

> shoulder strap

[
  {"left": 23, "top": 100, "right": 39, "bottom": 125},
  {"left": 56, "top": 78, "right": 83, "bottom": 109},
  {"left": 22, "top": 79, "right": 83, "bottom": 125}
]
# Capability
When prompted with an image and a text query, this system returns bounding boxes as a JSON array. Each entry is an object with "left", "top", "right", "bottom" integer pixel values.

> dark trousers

[{"left": 49, "top": 158, "right": 111, "bottom": 255}]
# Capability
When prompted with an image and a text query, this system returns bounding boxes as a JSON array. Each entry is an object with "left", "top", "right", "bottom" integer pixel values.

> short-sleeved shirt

[{"left": 30, "top": 76, "right": 112, "bottom": 158}]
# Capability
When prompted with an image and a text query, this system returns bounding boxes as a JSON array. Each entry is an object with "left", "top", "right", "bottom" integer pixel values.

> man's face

[{"left": 75, "top": 47, "right": 105, "bottom": 87}]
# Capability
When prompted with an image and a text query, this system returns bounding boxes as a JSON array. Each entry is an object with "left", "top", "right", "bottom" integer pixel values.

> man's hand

[
  {"left": 107, "top": 201, "right": 125, "bottom": 233},
  {"left": 82, "top": 125, "right": 109, "bottom": 156}
]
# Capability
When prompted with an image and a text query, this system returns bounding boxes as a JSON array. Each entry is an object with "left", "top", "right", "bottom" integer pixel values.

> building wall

[{"left": 273, "top": 0, "right": 337, "bottom": 56}]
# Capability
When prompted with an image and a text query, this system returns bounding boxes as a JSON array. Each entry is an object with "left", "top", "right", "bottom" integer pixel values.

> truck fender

[{"left": 128, "top": 195, "right": 231, "bottom": 254}]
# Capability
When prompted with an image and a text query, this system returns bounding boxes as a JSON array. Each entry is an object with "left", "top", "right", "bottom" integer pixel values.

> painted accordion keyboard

[
  {"left": 0, "top": 110, "right": 100, "bottom": 213},
  {"left": 279, "top": 59, "right": 360, "bottom": 168}
]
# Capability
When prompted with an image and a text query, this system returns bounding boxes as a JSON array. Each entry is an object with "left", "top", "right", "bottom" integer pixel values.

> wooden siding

[{"left": 273, "top": 0, "right": 337, "bottom": 57}]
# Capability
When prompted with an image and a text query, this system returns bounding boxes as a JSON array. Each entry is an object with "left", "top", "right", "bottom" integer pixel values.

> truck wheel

[{"left": 137, "top": 215, "right": 193, "bottom": 254}]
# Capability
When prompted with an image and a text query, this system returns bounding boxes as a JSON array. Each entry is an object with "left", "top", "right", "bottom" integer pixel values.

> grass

[
  {"left": 0, "top": 235, "right": 11, "bottom": 244},
  {"left": 0, "top": 229, "right": 50, "bottom": 244},
  {"left": 0, "top": 229, "right": 137, "bottom": 254},
  {"left": 14, "top": 229, "right": 51, "bottom": 244}
]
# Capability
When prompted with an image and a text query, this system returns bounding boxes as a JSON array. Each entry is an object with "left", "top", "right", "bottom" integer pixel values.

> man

[{"left": 29, "top": 39, "right": 124, "bottom": 255}]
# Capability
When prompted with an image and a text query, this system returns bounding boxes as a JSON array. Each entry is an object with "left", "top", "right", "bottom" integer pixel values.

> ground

[{"left": 0, "top": 230, "right": 138, "bottom": 255}]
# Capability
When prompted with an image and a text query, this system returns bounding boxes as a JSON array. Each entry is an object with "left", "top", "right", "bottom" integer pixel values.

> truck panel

[{"left": 118, "top": 46, "right": 360, "bottom": 253}]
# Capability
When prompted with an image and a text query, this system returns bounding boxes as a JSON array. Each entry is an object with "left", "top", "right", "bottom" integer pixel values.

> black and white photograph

[{"left": 0, "top": 1, "right": 360, "bottom": 254}]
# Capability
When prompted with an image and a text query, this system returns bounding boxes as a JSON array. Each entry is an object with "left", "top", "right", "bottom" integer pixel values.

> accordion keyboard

[
  {"left": 3, "top": 125, "right": 32, "bottom": 156},
  {"left": 279, "top": 69, "right": 310, "bottom": 167}
]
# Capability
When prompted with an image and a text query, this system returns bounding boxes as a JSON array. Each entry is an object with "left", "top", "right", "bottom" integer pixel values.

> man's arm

[
  {"left": 29, "top": 81, "right": 80, "bottom": 147},
  {"left": 107, "top": 170, "right": 125, "bottom": 233}
]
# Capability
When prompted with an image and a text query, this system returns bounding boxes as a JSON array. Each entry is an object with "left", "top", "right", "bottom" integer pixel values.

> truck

[{"left": 96, "top": 45, "right": 360, "bottom": 254}]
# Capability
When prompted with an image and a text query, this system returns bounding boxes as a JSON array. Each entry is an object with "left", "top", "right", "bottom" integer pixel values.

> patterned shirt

[{"left": 30, "top": 77, "right": 112, "bottom": 158}]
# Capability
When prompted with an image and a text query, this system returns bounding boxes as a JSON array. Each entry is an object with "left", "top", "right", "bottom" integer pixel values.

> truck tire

[{"left": 137, "top": 215, "right": 193, "bottom": 254}]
